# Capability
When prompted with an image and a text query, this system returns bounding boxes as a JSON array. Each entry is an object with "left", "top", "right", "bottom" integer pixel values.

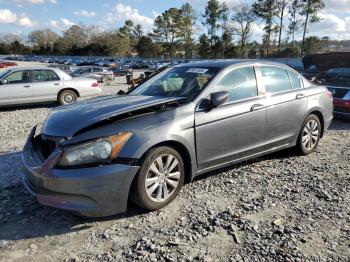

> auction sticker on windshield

[{"left": 186, "top": 68, "right": 208, "bottom": 74}]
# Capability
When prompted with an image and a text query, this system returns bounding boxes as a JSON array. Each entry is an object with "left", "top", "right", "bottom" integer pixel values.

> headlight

[{"left": 57, "top": 132, "right": 133, "bottom": 167}]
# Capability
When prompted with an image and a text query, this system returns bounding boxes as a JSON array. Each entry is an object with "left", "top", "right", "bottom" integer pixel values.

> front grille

[{"left": 327, "top": 87, "right": 349, "bottom": 98}]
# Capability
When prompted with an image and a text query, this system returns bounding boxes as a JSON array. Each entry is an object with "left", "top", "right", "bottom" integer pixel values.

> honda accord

[{"left": 22, "top": 60, "right": 333, "bottom": 217}]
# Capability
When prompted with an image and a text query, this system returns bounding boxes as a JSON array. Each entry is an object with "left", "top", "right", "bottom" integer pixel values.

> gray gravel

[{"left": 0, "top": 81, "right": 349, "bottom": 261}]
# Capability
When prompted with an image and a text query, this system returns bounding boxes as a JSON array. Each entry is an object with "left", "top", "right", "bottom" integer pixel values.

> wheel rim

[
  {"left": 145, "top": 154, "right": 181, "bottom": 203},
  {"left": 63, "top": 94, "right": 74, "bottom": 104},
  {"left": 302, "top": 119, "right": 319, "bottom": 150}
]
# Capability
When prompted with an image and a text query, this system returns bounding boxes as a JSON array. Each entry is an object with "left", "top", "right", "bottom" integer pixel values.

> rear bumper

[
  {"left": 21, "top": 127, "right": 139, "bottom": 217},
  {"left": 80, "top": 87, "right": 102, "bottom": 97},
  {"left": 333, "top": 111, "right": 350, "bottom": 120}
]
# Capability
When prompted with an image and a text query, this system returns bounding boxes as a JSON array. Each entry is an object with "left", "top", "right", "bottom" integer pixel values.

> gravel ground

[{"left": 0, "top": 63, "right": 349, "bottom": 261}]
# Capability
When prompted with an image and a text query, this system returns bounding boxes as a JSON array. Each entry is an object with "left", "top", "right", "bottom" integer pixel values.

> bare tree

[
  {"left": 231, "top": 3, "right": 257, "bottom": 51},
  {"left": 299, "top": 0, "right": 325, "bottom": 56},
  {"left": 288, "top": 0, "right": 302, "bottom": 47},
  {"left": 276, "top": 0, "right": 290, "bottom": 51}
]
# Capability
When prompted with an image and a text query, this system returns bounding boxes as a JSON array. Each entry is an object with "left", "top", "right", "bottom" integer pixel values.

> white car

[{"left": 0, "top": 67, "right": 102, "bottom": 106}]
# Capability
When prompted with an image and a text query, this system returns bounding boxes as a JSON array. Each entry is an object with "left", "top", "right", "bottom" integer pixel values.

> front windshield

[
  {"left": 130, "top": 66, "right": 220, "bottom": 102},
  {"left": 72, "top": 68, "right": 83, "bottom": 74},
  {"left": 0, "top": 69, "right": 11, "bottom": 79}
]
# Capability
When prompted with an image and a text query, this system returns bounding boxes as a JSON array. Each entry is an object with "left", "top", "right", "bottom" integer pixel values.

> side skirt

[{"left": 194, "top": 143, "right": 294, "bottom": 177}]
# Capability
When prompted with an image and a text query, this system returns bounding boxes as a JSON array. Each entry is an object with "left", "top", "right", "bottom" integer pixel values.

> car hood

[{"left": 42, "top": 95, "right": 181, "bottom": 137}]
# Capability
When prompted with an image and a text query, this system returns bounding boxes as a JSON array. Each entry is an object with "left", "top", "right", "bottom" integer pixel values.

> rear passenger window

[
  {"left": 288, "top": 70, "right": 302, "bottom": 89},
  {"left": 260, "top": 66, "right": 292, "bottom": 94},
  {"left": 214, "top": 67, "right": 258, "bottom": 102},
  {"left": 34, "top": 70, "right": 60, "bottom": 82}
]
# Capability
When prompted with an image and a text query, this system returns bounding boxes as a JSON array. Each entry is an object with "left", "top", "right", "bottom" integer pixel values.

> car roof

[
  {"left": 176, "top": 59, "right": 289, "bottom": 69},
  {"left": 4, "top": 66, "right": 61, "bottom": 71}
]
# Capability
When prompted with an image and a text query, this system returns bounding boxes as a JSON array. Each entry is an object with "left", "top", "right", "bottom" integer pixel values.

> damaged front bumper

[{"left": 21, "top": 126, "right": 140, "bottom": 217}]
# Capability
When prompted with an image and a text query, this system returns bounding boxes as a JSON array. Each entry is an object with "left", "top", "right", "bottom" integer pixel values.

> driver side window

[
  {"left": 213, "top": 67, "right": 258, "bottom": 103},
  {"left": 5, "top": 71, "right": 30, "bottom": 84}
]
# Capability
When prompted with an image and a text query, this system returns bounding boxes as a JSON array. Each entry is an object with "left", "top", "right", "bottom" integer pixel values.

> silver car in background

[
  {"left": 22, "top": 60, "right": 333, "bottom": 217},
  {"left": 71, "top": 66, "right": 115, "bottom": 83},
  {"left": 0, "top": 67, "right": 102, "bottom": 106}
]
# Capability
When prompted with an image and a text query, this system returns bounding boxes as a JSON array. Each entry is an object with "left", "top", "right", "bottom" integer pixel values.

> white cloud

[
  {"left": 250, "top": 22, "right": 265, "bottom": 42},
  {"left": 309, "top": 13, "right": 346, "bottom": 34},
  {"left": 17, "top": 13, "right": 38, "bottom": 27},
  {"left": 106, "top": 4, "right": 153, "bottom": 29},
  {"left": 152, "top": 11, "right": 160, "bottom": 18},
  {"left": 0, "top": 9, "right": 37, "bottom": 27},
  {"left": 325, "top": 0, "right": 350, "bottom": 13},
  {"left": 0, "top": 9, "right": 17, "bottom": 24},
  {"left": 50, "top": 18, "right": 75, "bottom": 31},
  {"left": 74, "top": 10, "right": 96, "bottom": 17}
]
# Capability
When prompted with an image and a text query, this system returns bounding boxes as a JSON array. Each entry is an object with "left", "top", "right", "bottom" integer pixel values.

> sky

[{"left": 1, "top": 0, "right": 350, "bottom": 42}]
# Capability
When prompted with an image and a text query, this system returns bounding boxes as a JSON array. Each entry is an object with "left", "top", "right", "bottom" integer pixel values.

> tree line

[{"left": 0, "top": 0, "right": 329, "bottom": 58}]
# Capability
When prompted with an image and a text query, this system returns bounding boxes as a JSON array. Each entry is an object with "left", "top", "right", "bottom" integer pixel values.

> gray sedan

[
  {"left": 22, "top": 60, "right": 333, "bottom": 217},
  {"left": 71, "top": 66, "right": 115, "bottom": 83},
  {"left": 0, "top": 67, "right": 102, "bottom": 106}
]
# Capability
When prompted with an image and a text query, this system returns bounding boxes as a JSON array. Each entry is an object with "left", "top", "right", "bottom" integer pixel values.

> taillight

[{"left": 91, "top": 82, "right": 98, "bottom": 87}]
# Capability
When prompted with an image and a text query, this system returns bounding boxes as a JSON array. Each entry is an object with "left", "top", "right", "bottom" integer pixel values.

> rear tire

[
  {"left": 130, "top": 146, "right": 185, "bottom": 211},
  {"left": 101, "top": 76, "right": 108, "bottom": 83},
  {"left": 296, "top": 114, "right": 321, "bottom": 155},
  {"left": 58, "top": 90, "right": 77, "bottom": 105}
]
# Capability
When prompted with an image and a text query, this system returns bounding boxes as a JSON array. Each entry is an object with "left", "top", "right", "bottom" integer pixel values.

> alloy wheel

[
  {"left": 302, "top": 119, "right": 319, "bottom": 150},
  {"left": 145, "top": 154, "right": 181, "bottom": 202}
]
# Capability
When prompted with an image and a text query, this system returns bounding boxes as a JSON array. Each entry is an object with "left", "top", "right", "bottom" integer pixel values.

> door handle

[
  {"left": 54, "top": 83, "right": 60, "bottom": 86},
  {"left": 23, "top": 85, "right": 30, "bottom": 88},
  {"left": 296, "top": 93, "right": 305, "bottom": 99},
  {"left": 250, "top": 104, "right": 264, "bottom": 111}
]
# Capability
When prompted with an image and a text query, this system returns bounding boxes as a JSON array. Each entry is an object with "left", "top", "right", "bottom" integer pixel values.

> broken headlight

[{"left": 57, "top": 132, "right": 133, "bottom": 167}]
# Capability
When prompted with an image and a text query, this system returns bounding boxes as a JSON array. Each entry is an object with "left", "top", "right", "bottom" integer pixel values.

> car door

[
  {"left": 0, "top": 70, "right": 32, "bottom": 105},
  {"left": 195, "top": 66, "right": 266, "bottom": 171},
  {"left": 32, "top": 69, "right": 62, "bottom": 102},
  {"left": 258, "top": 66, "right": 307, "bottom": 149}
]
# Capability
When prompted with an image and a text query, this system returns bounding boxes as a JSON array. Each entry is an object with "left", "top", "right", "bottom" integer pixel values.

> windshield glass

[
  {"left": 0, "top": 69, "right": 11, "bottom": 79},
  {"left": 72, "top": 68, "right": 85, "bottom": 74},
  {"left": 130, "top": 66, "right": 220, "bottom": 102}
]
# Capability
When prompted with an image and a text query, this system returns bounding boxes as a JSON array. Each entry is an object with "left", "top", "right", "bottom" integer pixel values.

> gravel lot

[{"left": 0, "top": 62, "right": 349, "bottom": 262}]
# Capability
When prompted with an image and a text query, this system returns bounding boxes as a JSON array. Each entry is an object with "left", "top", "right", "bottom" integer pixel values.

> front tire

[
  {"left": 297, "top": 114, "right": 321, "bottom": 155},
  {"left": 101, "top": 76, "right": 108, "bottom": 83},
  {"left": 58, "top": 90, "right": 77, "bottom": 105},
  {"left": 130, "top": 146, "right": 185, "bottom": 211}
]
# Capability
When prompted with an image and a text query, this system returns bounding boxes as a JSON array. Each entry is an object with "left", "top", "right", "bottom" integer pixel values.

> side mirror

[
  {"left": 0, "top": 79, "right": 8, "bottom": 85},
  {"left": 210, "top": 91, "right": 229, "bottom": 108}
]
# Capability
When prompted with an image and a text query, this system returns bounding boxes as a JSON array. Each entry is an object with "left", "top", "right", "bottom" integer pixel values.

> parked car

[
  {"left": 111, "top": 66, "right": 133, "bottom": 76},
  {"left": 327, "top": 86, "right": 350, "bottom": 119},
  {"left": 71, "top": 66, "right": 115, "bottom": 83},
  {"left": 48, "top": 64, "right": 75, "bottom": 73},
  {"left": 22, "top": 60, "right": 333, "bottom": 217},
  {"left": 0, "top": 67, "right": 102, "bottom": 106},
  {"left": 0, "top": 61, "right": 17, "bottom": 67}
]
